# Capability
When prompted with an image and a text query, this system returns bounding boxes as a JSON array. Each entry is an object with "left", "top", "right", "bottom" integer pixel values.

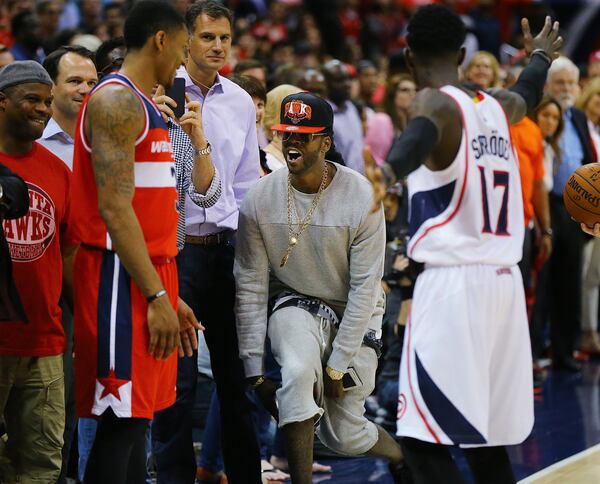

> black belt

[{"left": 271, "top": 295, "right": 383, "bottom": 358}]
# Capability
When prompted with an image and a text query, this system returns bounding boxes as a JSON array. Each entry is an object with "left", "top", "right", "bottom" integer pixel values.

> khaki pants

[{"left": 0, "top": 354, "right": 65, "bottom": 483}]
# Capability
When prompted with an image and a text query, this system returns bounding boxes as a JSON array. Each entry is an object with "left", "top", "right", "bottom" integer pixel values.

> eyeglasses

[{"left": 277, "top": 131, "right": 328, "bottom": 143}]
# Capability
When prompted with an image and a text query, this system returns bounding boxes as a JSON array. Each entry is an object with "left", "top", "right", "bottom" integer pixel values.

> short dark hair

[
  {"left": 95, "top": 36, "right": 125, "bottom": 73},
  {"left": 233, "top": 59, "right": 266, "bottom": 75},
  {"left": 185, "top": 0, "right": 233, "bottom": 33},
  {"left": 406, "top": 5, "right": 466, "bottom": 60},
  {"left": 43, "top": 45, "right": 95, "bottom": 82},
  {"left": 10, "top": 10, "right": 34, "bottom": 37},
  {"left": 228, "top": 74, "right": 266, "bottom": 103},
  {"left": 124, "top": 0, "right": 185, "bottom": 51},
  {"left": 104, "top": 1, "right": 125, "bottom": 15}
]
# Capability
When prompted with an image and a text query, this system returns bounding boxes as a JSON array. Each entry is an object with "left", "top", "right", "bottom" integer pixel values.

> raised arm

[
  {"left": 492, "top": 16, "right": 563, "bottom": 124},
  {"left": 85, "top": 84, "right": 179, "bottom": 360}
]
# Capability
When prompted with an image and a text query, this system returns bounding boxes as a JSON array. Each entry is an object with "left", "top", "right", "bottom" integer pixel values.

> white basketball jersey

[{"left": 407, "top": 85, "right": 524, "bottom": 266}]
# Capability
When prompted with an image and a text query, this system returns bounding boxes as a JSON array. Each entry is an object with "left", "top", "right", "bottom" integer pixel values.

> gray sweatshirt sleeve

[
  {"left": 327, "top": 203, "right": 386, "bottom": 372},
  {"left": 234, "top": 192, "right": 270, "bottom": 377}
]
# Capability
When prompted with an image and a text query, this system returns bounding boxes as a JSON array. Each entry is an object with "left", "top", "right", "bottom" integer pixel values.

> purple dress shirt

[{"left": 177, "top": 67, "right": 260, "bottom": 236}]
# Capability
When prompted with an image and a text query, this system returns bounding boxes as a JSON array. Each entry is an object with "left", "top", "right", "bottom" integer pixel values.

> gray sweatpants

[{"left": 268, "top": 306, "right": 379, "bottom": 456}]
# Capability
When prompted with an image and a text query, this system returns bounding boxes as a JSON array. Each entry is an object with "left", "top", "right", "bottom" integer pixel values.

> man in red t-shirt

[{"left": 0, "top": 60, "right": 76, "bottom": 483}]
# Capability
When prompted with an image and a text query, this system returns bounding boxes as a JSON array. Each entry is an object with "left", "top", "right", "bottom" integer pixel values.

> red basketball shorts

[{"left": 74, "top": 246, "right": 179, "bottom": 419}]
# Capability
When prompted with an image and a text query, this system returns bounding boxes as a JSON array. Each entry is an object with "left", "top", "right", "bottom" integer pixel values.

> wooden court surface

[{"left": 519, "top": 444, "right": 600, "bottom": 483}]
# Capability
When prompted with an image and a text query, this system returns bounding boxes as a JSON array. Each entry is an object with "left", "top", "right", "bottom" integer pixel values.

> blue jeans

[{"left": 77, "top": 418, "right": 97, "bottom": 483}]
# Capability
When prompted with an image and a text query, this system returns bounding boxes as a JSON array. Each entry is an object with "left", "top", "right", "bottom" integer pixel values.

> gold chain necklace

[
  {"left": 280, "top": 164, "right": 329, "bottom": 267},
  {"left": 186, "top": 69, "right": 214, "bottom": 92}
]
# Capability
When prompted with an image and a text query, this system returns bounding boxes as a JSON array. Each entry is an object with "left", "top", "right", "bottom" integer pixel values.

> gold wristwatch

[{"left": 325, "top": 366, "right": 344, "bottom": 381}]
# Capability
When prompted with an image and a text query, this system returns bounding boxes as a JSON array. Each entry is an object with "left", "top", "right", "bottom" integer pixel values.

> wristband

[{"left": 146, "top": 289, "right": 167, "bottom": 304}]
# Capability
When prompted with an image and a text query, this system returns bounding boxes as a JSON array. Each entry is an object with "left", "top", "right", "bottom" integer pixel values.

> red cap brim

[{"left": 270, "top": 124, "right": 327, "bottom": 133}]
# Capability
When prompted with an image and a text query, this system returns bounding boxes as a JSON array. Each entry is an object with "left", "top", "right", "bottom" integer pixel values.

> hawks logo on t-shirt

[{"left": 2, "top": 183, "right": 56, "bottom": 262}]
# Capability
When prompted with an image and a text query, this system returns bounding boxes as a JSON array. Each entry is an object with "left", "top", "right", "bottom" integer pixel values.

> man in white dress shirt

[{"left": 40, "top": 45, "right": 98, "bottom": 169}]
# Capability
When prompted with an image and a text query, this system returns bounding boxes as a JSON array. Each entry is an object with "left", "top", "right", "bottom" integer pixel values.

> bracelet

[
  {"left": 325, "top": 366, "right": 344, "bottom": 381},
  {"left": 542, "top": 228, "right": 553, "bottom": 238},
  {"left": 193, "top": 142, "right": 211, "bottom": 157},
  {"left": 531, "top": 49, "right": 552, "bottom": 65},
  {"left": 146, "top": 289, "right": 167, "bottom": 304}
]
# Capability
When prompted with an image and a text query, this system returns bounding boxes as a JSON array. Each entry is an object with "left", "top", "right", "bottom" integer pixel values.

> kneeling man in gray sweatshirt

[{"left": 234, "top": 92, "right": 404, "bottom": 483}]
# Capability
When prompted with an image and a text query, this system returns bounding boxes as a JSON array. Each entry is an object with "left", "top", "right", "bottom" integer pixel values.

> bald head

[{"left": 322, "top": 60, "right": 351, "bottom": 106}]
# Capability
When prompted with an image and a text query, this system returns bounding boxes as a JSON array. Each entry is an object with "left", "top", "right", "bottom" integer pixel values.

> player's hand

[
  {"left": 364, "top": 146, "right": 386, "bottom": 214},
  {"left": 323, "top": 370, "right": 344, "bottom": 398},
  {"left": 177, "top": 297, "right": 204, "bottom": 357},
  {"left": 147, "top": 294, "right": 180, "bottom": 360},
  {"left": 179, "top": 96, "right": 207, "bottom": 151},
  {"left": 521, "top": 16, "right": 563, "bottom": 61},
  {"left": 253, "top": 377, "right": 279, "bottom": 422},
  {"left": 581, "top": 222, "right": 600, "bottom": 237},
  {"left": 536, "top": 233, "right": 553, "bottom": 265},
  {"left": 153, "top": 85, "right": 177, "bottom": 123}
]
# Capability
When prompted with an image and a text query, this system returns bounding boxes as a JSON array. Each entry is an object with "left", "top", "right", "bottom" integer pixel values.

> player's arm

[
  {"left": 86, "top": 85, "right": 179, "bottom": 360},
  {"left": 384, "top": 87, "right": 462, "bottom": 181},
  {"left": 491, "top": 17, "right": 563, "bottom": 125}
]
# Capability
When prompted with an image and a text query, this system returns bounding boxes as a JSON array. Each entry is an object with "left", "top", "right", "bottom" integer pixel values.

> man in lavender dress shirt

[{"left": 151, "top": 2, "right": 261, "bottom": 484}]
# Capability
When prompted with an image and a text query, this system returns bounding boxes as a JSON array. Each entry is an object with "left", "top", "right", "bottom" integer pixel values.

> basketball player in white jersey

[{"left": 382, "top": 6, "right": 563, "bottom": 483}]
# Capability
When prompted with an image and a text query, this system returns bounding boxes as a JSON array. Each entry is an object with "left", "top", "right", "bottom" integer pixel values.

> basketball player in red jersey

[{"left": 70, "top": 2, "right": 198, "bottom": 482}]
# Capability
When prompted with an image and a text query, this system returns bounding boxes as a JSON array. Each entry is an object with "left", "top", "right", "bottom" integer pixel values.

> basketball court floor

[{"left": 308, "top": 360, "right": 600, "bottom": 483}]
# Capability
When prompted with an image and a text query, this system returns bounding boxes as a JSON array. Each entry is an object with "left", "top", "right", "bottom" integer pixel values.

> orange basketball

[{"left": 563, "top": 163, "right": 600, "bottom": 227}]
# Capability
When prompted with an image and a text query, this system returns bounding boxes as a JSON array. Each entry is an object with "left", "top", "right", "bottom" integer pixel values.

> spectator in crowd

[
  {"left": 298, "top": 67, "right": 326, "bottom": 97},
  {"left": 10, "top": 10, "right": 44, "bottom": 62},
  {"left": 263, "top": 83, "right": 303, "bottom": 175},
  {"left": 0, "top": 44, "right": 15, "bottom": 67},
  {"left": 0, "top": 60, "right": 75, "bottom": 484},
  {"left": 323, "top": 59, "right": 364, "bottom": 173},
  {"left": 544, "top": 56, "right": 597, "bottom": 372},
  {"left": 464, "top": 50, "right": 501, "bottom": 89},
  {"left": 531, "top": 96, "right": 564, "bottom": 192},
  {"left": 151, "top": 2, "right": 262, "bottom": 483},
  {"left": 36, "top": 0, "right": 62, "bottom": 49},
  {"left": 231, "top": 62, "right": 268, "bottom": 146},
  {"left": 233, "top": 58, "right": 267, "bottom": 88},
  {"left": 0, "top": 164, "right": 28, "bottom": 323},
  {"left": 78, "top": 0, "right": 101, "bottom": 35},
  {"left": 529, "top": 96, "right": 564, "bottom": 360},
  {"left": 40, "top": 45, "right": 97, "bottom": 169},
  {"left": 356, "top": 59, "right": 379, "bottom": 110},
  {"left": 576, "top": 77, "right": 600, "bottom": 142},
  {"left": 364, "top": 112, "right": 395, "bottom": 167},
  {"left": 103, "top": 2, "right": 125, "bottom": 39},
  {"left": 228, "top": 74, "right": 268, "bottom": 173},
  {"left": 573, "top": 78, "right": 600, "bottom": 355},
  {"left": 235, "top": 91, "right": 405, "bottom": 483},
  {"left": 95, "top": 35, "right": 125, "bottom": 78},
  {"left": 382, "top": 74, "right": 417, "bottom": 135},
  {"left": 510, "top": 106, "right": 552, "bottom": 287},
  {"left": 40, "top": 44, "right": 96, "bottom": 484},
  {"left": 588, "top": 49, "right": 600, "bottom": 80},
  {"left": 70, "top": 2, "right": 196, "bottom": 482}
]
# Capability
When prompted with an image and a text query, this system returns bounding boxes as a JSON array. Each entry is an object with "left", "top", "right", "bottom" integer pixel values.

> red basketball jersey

[{"left": 72, "top": 72, "right": 178, "bottom": 257}]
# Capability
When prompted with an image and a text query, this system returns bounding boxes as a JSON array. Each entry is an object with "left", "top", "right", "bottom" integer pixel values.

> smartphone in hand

[{"left": 165, "top": 77, "right": 186, "bottom": 118}]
